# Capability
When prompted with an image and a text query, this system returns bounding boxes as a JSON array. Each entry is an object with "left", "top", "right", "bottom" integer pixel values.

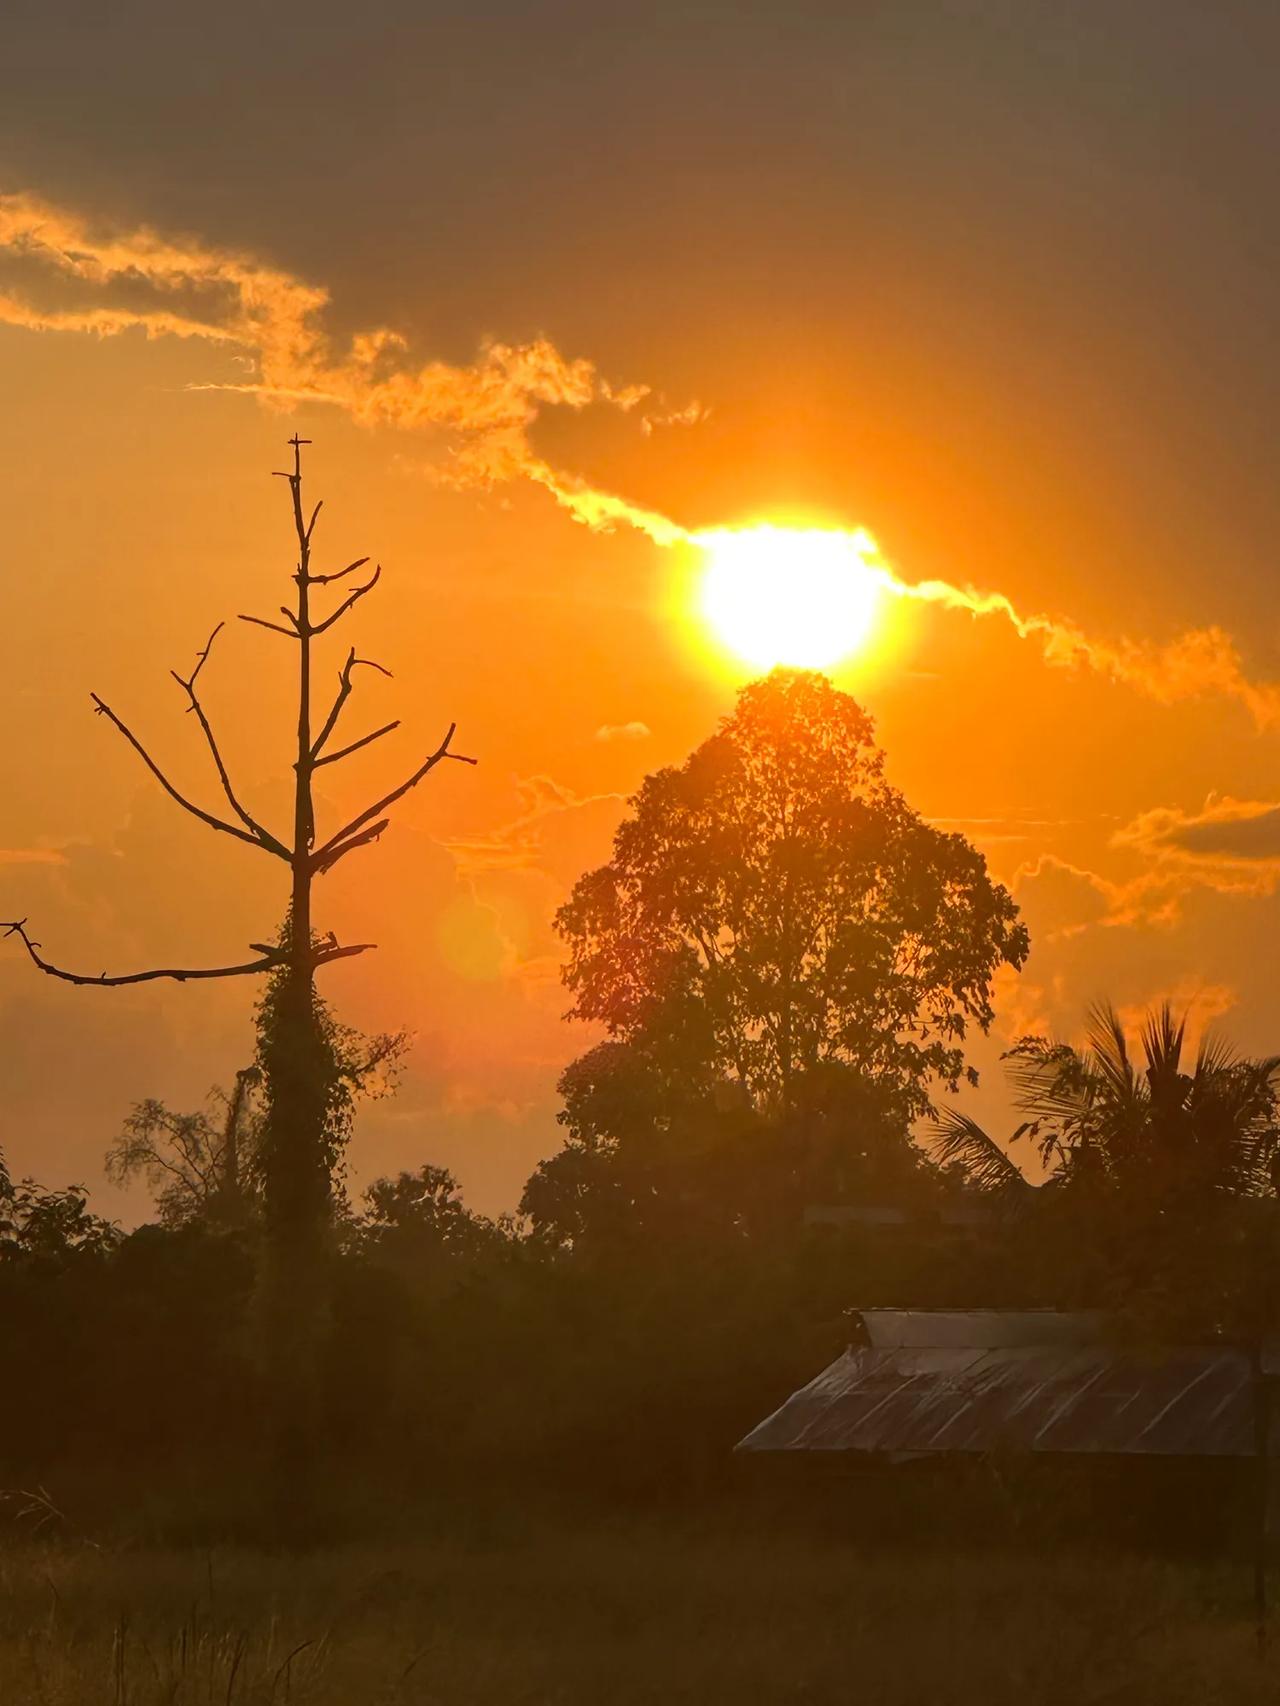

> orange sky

[{"left": 4, "top": 3, "right": 1280, "bottom": 1214}]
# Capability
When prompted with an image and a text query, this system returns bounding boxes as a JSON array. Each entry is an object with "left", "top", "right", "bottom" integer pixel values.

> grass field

[{"left": 2, "top": 1511, "right": 1278, "bottom": 1705}]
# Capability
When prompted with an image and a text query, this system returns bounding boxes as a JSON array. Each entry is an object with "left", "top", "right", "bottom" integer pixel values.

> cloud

[
  {"left": 448, "top": 774, "right": 624, "bottom": 882},
  {"left": 1106, "top": 796, "right": 1280, "bottom": 914},
  {"left": 10, "top": 189, "right": 1280, "bottom": 730},
  {"left": 1116, "top": 795, "right": 1280, "bottom": 865},
  {"left": 1014, "top": 851, "right": 1191, "bottom": 933},
  {"left": 594, "top": 720, "right": 650, "bottom": 743},
  {"left": 640, "top": 399, "right": 709, "bottom": 435},
  {"left": 0, "top": 191, "right": 648, "bottom": 504},
  {"left": 876, "top": 560, "right": 1280, "bottom": 731},
  {"left": 1114, "top": 978, "right": 1238, "bottom": 1051},
  {"left": 687, "top": 524, "right": 1280, "bottom": 732},
  {"left": 1011, "top": 798, "right": 1280, "bottom": 952}
]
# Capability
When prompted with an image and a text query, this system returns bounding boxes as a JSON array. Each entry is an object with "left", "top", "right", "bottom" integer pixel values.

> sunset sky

[{"left": 4, "top": 1, "right": 1280, "bottom": 1216}]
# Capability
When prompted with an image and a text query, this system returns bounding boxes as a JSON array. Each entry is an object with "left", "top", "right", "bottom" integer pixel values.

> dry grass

[{"left": 0, "top": 1516, "right": 1276, "bottom": 1704}]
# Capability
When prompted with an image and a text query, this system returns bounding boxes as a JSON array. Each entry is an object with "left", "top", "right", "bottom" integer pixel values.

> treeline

[{"left": 5, "top": 669, "right": 1280, "bottom": 1535}]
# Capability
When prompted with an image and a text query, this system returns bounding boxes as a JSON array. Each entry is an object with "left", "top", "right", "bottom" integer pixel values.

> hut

[{"left": 736, "top": 1309, "right": 1264, "bottom": 1461}]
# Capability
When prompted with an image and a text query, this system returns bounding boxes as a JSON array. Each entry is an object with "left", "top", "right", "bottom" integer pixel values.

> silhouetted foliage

[
  {"left": 557, "top": 670, "right": 1026, "bottom": 1121},
  {"left": 535, "top": 670, "right": 1024, "bottom": 1249},
  {"left": 0, "top": 442, "right": 475, "bottom": 1530},
  {"left": 108, "top": 1069, "right": 262, "bottom": 1228},
  {"left": 251, "top": 948, "right": 408, "bottom": 1225},
  {"left": 0, "top": 1171, "right": 120, "bottom": 1264},
  {"left": 936, "top": 1002, "right": 1280, "bottom": 1335},
  {"left": 11, "top": 658, "right": 1280, "bottom": 1546},
  {"left": 108, "top": 1004, "right": 407, "bottom": 1231}
]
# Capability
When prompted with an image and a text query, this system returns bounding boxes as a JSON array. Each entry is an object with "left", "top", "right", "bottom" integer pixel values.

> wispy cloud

[
  {"left": 1013, "top": 850, "right": 1204, "bottom": 933},
  {"left": 1115, "top": 978, "right": 1238, "bottom": 1048},
  {"left": 8, "top": 190, "right": 1280, "bottom": 730},
  {"left": 1107, "top": 796, "right": 1280, "bottom": 911},
  {"left": 1011, "top": 796, "right": 1280, "bottom": 944},
  {"left": 447, "top": 775, "right": 624, "bottom": 878},
  {"left": 594, "top": 721, "right": 651, "bottom": 743},
  {"left": 1115, "top": 795, "right": 1280, "bottom": 865},
  {"left": 0, "top": 192, "right": 651, "bottom": 497},
  {"left": 881, "top": 569, "right": 1280, "bottom": 730}
]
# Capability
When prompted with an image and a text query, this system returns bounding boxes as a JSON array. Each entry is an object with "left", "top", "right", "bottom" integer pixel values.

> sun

[{"left": 691, "top": 524, "right": 884, "bottom": 670}]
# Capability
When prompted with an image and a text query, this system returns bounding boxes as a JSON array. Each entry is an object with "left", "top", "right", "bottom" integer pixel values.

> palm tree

[{"left": 934, "top": 1002, "right": 1280, "bottom": 1208}]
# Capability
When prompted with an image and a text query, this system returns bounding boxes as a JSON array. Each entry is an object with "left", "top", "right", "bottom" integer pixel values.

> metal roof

[{"left": 737, "top": 1310, "right": 1259, "bottom": 1459}]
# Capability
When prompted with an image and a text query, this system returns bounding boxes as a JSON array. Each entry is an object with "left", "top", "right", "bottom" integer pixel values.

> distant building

[{"left": 737, "top": 1309, "right": 1268, "bottom": 1460}]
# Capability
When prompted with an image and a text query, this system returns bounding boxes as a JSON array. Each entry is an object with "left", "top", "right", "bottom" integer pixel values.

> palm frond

[
  {"left": 1086, "top": 1002, "right": 1142, "bottom": 1105},
  {"left": 929, "top": 1108, "right": 1034, "bottom": 1201},
  {"left": 1141, "top": 1001, "right": 1187, "bottom": 1079},
  {"left": 1194, "top": 1027, "right": 1240, "bottom": 1081}
]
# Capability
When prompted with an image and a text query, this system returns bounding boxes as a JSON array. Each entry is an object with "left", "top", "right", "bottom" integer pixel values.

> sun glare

[{"left": 692, "top": 524, "right": 884, "bottom": 670}]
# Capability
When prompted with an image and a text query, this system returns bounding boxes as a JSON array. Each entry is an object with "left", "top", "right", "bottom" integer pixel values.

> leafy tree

[
  {"left": 936, "top": 1002, "right": 1280, "bottom": 1206},
  {"left": 534, "top": 672, "right": 1023, "bottom": 1249},
  {"left": 108, "top": 1019, "right": 406, "bottom": 1229},
  {"left": 934, "top": 1003, "right": 1280, "bottom": 1333},
  {"left": 522, "top": 1041, "right": 943, "bottom": 1252},
  {"left": 357, "top": 1165, "right": 504, "bottom": 1284},
  {"left": 0, "top": 1167, "right": 120, "bottom": 1263},
  {"left": 250, "top": 975, "right": 407, "bottom": 1219},
  {"left": 108, "top": 1068, "right": 262, "bottom": 1228},
  {"left": 557, "top": 670, "right": 1027, "bottom": 1126}
]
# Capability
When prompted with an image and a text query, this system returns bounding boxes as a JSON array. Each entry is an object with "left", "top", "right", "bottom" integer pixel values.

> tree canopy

[
  {"left": 934, "top": 1002, "right": 1280, "bottom": 1335},
  {"left": 935, "top": 1002, "right": 1280, "bottom": 1209},
  {"left": 556, "top": 669, "right": 1028, "bottom": 1124}
]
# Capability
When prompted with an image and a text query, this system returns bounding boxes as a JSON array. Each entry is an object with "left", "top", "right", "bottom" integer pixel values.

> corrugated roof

[
  {"left": 737, "top": 1311, "right": 1259, "bottom": 1459},
  {"left": 857, "top": 1309, "right": 1103, "bottom": 1350}
]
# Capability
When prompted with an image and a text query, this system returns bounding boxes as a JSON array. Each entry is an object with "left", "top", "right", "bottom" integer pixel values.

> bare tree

[
  {"left": 108, "top": 1067, "right": 262, "bottom": 1228},
  {"left": 4, "top": 437, "right": 472, "bottom": 990},
  {"left": 3, "top": 438, "right": 474, "bottom": 1516}
]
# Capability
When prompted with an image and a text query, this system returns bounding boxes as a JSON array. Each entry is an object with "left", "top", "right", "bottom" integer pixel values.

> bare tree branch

[
  {"left": 2, "top": 920, "right": 374, "bottom": 987},
  {"left": 311, "top": 563, "right": 382, "bottom": 635},
  {"left": 313, "top": 720, "right": 400, "bottom": 769},
  {"left": 170, "top": 625, "right": 289, "bottom": 858},
  {"left": 312, "top": 818, "right": 390, "bottom": 874},
  {"left": 305, "top": 932, "right": 378, "bottom": 966},
  {"left": 237, "top": 614, "right": 299, "bottom": 640},
  {"left": 310, "top": 723, "right": 477, "bottom": 871},
  {"left": 89, "top": 692, "right": 286, "bottom": 860},
  {"left": 2, "top": 920, "right": 281, "bottom": 986},
  {"left": 308, "top": 556, "right": 369, "bottom": 587},
  {"left": 311, "top": 647, "right": 393, "bottom": 759}
]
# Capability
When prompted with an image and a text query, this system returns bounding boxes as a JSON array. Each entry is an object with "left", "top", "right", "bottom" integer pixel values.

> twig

[
  {"left": 308, "top": 556, "right": 368, "bottom": 587},
  {"left": 170, "top": 626, "right": 289, "bottom": 858},
  {"left": 237, "top": 614, "right": 299, "bottom": 640},
  {"left": 311, "top": 563, "right": 381, "bottom": 635},
  {"left": 312, "top": 720, "right": 399, "bottom": 768},
  {"left": 310, "top": 724, "right": 476, "bottom": 870},
  {"left": 310, "top": 648, "right": 392, "bottom": 759},
  {"left": 312, "top": 818, "right": 389, "bottom": 874},
  {"left": 89, "top": 693, "right": 285, "bottom": 860}
]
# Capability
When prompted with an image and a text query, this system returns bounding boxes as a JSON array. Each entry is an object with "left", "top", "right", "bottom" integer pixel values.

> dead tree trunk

[
  {"left": 4, "top": 437, "right": 475, "bottom": 1530},
  {"left": 217, "top": 1065, "right": 258, "bottom": 1224}
]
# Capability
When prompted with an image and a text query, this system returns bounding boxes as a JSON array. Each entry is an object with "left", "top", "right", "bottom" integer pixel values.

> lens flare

[{"left": 691, "top": 524, "right": 883, "bottom": 670}]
